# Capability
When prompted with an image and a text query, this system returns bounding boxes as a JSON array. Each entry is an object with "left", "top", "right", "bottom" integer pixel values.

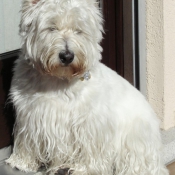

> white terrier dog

[{"left": 6, "top": 0, "right": 169, "bottom": 174}]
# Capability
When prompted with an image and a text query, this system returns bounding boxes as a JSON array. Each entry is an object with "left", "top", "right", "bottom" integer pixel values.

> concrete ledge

[
  {"left": 0, "top": 146, "right": 12, "bottom": 165},
  {"left": 161, "top": 127, "right": 175, "bottom": 165}
]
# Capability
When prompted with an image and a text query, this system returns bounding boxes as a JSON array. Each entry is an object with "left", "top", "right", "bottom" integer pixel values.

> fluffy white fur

[{"left": 6, "top": 0, "right": 169, "bottom": 174}]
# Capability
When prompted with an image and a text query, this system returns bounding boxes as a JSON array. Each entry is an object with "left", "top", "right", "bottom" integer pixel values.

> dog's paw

[
  {"left": 56, "top": 168, "right": 73, "bottom": 175},
  {"left": 6, "top": 153, "right": 40, "bottom": 173},
  {"left": 48, "top": 168, "right": 73, "bottom": 175},
  {"left": 35, "top": 172, "right": 44, "bottom": 175}
]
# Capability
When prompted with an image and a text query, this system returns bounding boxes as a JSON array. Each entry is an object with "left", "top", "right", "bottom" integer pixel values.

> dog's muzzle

[{"left": 59, "top": 50, "right": 74, "bottom": 65}]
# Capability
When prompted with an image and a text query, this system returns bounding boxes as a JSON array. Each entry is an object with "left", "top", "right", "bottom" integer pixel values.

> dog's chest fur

[{"left": 11, "top": 59, "right": 117, "bottom": 165}]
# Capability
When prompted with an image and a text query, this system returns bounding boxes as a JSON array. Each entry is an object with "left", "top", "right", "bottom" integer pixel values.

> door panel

[
  {"left": 0, "top": 55, "right": 17, "bottom": 149},
  {"left": 101, "top": 0, "right": 117, "bottom": 72},
  {"left": 100, "top": 0, "right": 134, "bottom": 84},
  {"left": 100, "top": 0, "right": 124, "bottom": 76},
  {"left": 123, "top": 0, "right": 134, "bottom": 85}
]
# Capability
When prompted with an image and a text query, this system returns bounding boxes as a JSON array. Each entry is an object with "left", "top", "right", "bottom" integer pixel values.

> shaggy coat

[{"left": 6, "top": 0, "right": 169, "bottom": 175}]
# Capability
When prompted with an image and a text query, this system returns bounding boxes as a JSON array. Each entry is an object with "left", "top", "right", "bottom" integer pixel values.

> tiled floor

[
  {"left": 167, "top": 162, "right": 175, "bottom": 175},
  {"left": 0, "top": 163, "right": 34, "bottom": 175},
  {"left": 0, "top": 161, "right": 174, "bottom": 175}
]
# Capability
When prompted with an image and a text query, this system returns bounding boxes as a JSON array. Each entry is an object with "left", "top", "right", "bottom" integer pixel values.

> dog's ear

[
  {"left": 20, "top": 0, "right": 42, "bottom": 37},
  {"left": 23, "top": 0, "right": 41, "bottom": 6},
  {"left": 94, "top": 1, "right": 100, "bottom": 8},
  {"left": 86, "top": 0, "right": 99, "bottom": 7},
  {"left": 31, "top": 0, "right": 40, "bottom": 4}
]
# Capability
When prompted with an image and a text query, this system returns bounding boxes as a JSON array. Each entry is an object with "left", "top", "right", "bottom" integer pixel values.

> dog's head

[{"left": 20, "top": 0, "right": 103, "bottom": 79}]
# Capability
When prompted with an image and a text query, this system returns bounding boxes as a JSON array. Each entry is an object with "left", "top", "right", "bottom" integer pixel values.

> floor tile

[{"left": 167, "top": 162, "right": 175, "bottom": 175}]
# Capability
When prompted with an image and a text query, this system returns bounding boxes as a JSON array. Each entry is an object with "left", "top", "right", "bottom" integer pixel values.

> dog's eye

[
  {"left": 49, "top": 27, "right": 58, "bottom": 31},
  {"left": 75, "top": 30, "right": 82, "bottom": 34}
]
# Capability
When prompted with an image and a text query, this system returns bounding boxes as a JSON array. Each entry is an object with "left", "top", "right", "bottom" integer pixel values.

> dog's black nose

[{"left": 59, "top": 50, "right": 74, "bottom": 65}]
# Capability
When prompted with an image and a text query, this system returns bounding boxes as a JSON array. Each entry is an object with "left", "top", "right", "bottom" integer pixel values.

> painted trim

[
  {"left": 161, "top": 127, "right": 175, "bottom": 165},
  {"left": 138, "top": 0, "right": 147, "bottom": 96},
  {"left": 0, "top": 49, "right": 21, "bottom": 60}
]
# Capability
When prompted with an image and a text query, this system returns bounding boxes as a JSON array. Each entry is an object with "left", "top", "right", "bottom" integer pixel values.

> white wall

[
  {"left": 164, "top": 0, "right": 175, "bottom": 129},
  {"left": 146, "top": 0, "right": 175, "bottom": 130},
  {"left": 0, "top": 0, "right": 21, "bottom": 54},
  {"left": 146, "top": 0, "right": 165, "bottom": 128}
]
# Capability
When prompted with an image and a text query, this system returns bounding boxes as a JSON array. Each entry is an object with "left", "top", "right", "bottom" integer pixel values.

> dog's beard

[
  {"left": 44, "top": 60, "right": 87, "bottom": 79},
  {"left": 32, "top": 51, "right": 88, "bottom": 80}
]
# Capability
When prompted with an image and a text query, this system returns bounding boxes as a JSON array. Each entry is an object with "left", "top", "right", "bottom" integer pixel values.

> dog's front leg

[{"left": 6, "top": 149, "right": 40, "bottom": 173}]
